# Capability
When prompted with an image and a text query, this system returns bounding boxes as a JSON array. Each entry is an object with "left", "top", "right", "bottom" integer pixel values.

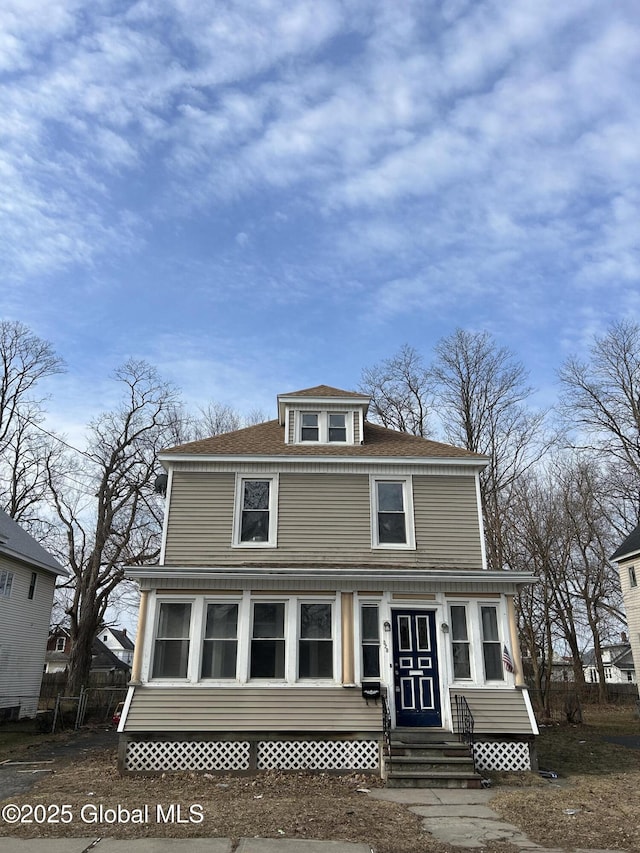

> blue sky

[{"left": 2, "top": 0, "right": 640, "bottom": 440}]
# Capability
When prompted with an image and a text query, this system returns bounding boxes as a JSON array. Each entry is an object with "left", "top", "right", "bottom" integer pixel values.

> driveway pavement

[{"left": 0, "top": 727, "right": 118, "bottom": 801}]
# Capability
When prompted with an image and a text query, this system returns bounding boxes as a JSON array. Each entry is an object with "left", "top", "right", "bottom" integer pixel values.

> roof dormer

[{"left": 277, "top": 385, "right": 370, "bottom": 446}]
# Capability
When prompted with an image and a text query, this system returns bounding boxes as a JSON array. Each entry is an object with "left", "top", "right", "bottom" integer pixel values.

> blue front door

[{"left": 392, "top": 609, "right": 442, "bottom": 727}]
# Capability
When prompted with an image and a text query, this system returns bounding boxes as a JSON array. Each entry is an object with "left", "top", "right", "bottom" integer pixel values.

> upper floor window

[
  {"left": 480, "top": 605, "right": 504, "bottom": 681},
  {"left": 28, "top": 571, "right": 37, "bottom": 600},
  {"left": 55, "top": 637, "right": 66, "bottom": 652},
  {"left": 0, "top": 570, "right": 13, "bottom": 598},
  {"left": 328, "top": 413, "right": 346, "bottom": 442},
  {"left": 298, "top": 412, "right": 350, "bottom": 444},
  {"left": 234, "top": 476, "right": 278, "bottom": 547},
  {"left": 371, "top": 477, "right": 415, "bottom": 549},
  {"left": 630, "top": 566, "right": 638, "bottom": 588},
  {"left": 301, "top": 413, "right": 319, "bottom": 441}
]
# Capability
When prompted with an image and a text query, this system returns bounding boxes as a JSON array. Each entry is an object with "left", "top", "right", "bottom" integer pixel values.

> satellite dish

[{"left": 154, "top": 473, "right": 168, "bottom": 496}]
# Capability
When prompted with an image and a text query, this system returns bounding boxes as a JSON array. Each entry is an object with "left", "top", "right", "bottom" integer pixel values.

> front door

[{"left": 392, "top": 609, "right": 442, "bottom": 727}]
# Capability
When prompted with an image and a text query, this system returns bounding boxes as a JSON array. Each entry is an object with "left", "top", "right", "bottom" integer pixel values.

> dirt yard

[{"left": 0, "top": 705, "right": 638, "bottom": 852}]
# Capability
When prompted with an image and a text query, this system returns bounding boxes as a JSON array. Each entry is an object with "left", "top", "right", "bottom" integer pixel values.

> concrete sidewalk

[{"left": 369, "top": 786, "right": 627, "bottom": 852}]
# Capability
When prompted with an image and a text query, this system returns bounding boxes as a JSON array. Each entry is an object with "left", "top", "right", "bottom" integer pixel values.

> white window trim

[
  {"left": 297, "top": 599, "right": 336, "bottom": 682},
  {"left": 357, "top": 600, "right": 382, "bottom": 683},
  {"left": 150, "top": 597, "right": 197, "bottom": 682},
  {"left": 449, "top": 602, "right": 473, "bottom": 683},
  {"left": 369, "top": 475, "right": 416, "bottom": 550},
  {"left": 198, "top": 596, "right": 244, "bottom": 683},
  {"left": 232, "top": 474, "right": 279, "bottom": 548},
  {"left": 0, "top": 570, "right": 14, "bottom": 598},
  {"left": 478, "top": 602, "right": 505, "bottom": 683},
  {"left": 296, "top": 411, "right": 353, "bottom": 445}
]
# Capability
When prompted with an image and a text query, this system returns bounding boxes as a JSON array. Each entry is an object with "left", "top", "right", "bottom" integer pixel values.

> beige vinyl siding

[
  {"left": 164, "top": 471, "right": 484, "bottom": 570},
  {"left": 124, "top": 686, "right": 381, "bottom": 732},
  {"left": 0, "top": 557, "right": 56, "bottom": 717},
  {"left": 450, "top": 688, "right": 535, "bottom": 734},
  {"left": 413, "top": 476, "right": 483, "bottom": 570}
]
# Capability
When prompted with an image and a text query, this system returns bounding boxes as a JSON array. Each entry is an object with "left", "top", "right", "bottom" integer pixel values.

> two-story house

[
  {"left": 0, "top": 508, "right": 67, "bottom": 720},
  {"left": 611, "top": 528, "right": 640, "bottom": 690},
  {"left": 118, "top": 385, "right": 537, "bottom": 781}
]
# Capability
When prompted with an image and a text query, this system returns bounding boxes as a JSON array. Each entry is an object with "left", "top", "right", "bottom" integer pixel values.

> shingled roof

[
  {"left": 611, "top": 523, "right": 640, "bottom": 562},
  {"left": 160, "top": 419, "right": 486, "bottom": 461}
]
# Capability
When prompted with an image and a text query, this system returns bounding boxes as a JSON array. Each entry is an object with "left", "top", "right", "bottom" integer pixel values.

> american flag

[{"left": 502, "top": 645, "right": 515, "bottom": 673}]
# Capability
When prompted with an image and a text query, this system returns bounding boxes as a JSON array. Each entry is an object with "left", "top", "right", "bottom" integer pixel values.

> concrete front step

[
  {"left": 386, "top": 770, "right": 483, "bottom": 789},
  {"left": 389, "top": 755, "right": 476, "bottom": 774},
  {"left": 385, "top": 729, "right": 482, "bottom": 789}
]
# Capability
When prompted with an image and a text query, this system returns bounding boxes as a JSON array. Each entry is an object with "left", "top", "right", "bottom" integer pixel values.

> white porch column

[
  {"left": 341, "top": 592, "right": 355, "bottom": 685},
  {"left": 506, "top": 594, "right": 525, "bottom": 687},
  {"left": 129, "top": 589, "right": 149, "bottom": 685}
]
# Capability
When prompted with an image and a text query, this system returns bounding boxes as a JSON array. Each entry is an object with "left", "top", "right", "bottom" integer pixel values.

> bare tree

[
  {"left": 359, "top": 344, "right": 433, "bottom": 436},
  {"left": 47, "top": 360, "right": 180, "bottom": 695},
  {"left": 0, "top": 320, "right": 65, "bottom": 525},
  {"left": 430, "top": 329, "right": 550, "bottom": 570},
  {"left": 559, "top": 320, "right": 640, "bottom": 478}
]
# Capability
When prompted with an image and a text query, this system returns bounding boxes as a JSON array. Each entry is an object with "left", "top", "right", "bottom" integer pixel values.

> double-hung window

[
  {"left": 55, "top": 637, "right": 66, "bottom": 652},
  {"left": 250, "top": 602, "right": 286, "bottom": 678},
  {"left": 480, "top": 605, "right": 504, "bottom": 681},
  {"left": 201, "top": 603, "right": 238, "bottom": 679},
  {"left": 360, "top": 604, "right": 380, "bottom": 679},
  {"left": 299, "top": 412, "right": 349, "bottom": 443},
  {"left": 630, "top": 566, "right": 638, "bottom": 588},
  {"left": 234, "top": 476, "right": 278, "bottom": 546},
  {"left": 0, "top": 570, "right": 13, "bottom": 598},
  {"left": 450, "top": 605, "right": 471, "bottom": 679},
  {"left": 371, "top": 477, "right": 415, "bottom": 548},
  {"left": 152, "top": 602, "right": 192, "bottom": 678},
  {"left": 301, "top": 413, "right": 319, "bottom": 441},
  {"left": 298, "top": 602, "right": 333, "bottom": 678},
  {"left": 328, "top": 413, "right": 346, "bottom": 442},
  {"left": 28, "top": 572, "right": 37, "bottom": 600}
]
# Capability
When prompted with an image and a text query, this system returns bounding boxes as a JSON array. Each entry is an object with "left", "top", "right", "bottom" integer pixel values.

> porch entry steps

[{"left": 385, "top": 728, "right": 483, "bottom": 789}]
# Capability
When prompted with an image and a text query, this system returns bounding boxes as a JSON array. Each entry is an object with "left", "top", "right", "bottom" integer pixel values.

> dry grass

[{"left": 1, "top": 704, "right": 639, "bottom": 852}]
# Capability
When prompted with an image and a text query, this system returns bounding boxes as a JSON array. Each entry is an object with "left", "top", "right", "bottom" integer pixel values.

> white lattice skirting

[
  {"left": 258, "top": 740, "right": 379, "bottom": 770},
  {"left": 126, "top": 740, "right": 251, "bottom": 772},
  {"left": 124, "top": 739, "right": 379, "bottom": 772},
  {"left": 473, "top": 740, "right": 531, "bottom": 771}
]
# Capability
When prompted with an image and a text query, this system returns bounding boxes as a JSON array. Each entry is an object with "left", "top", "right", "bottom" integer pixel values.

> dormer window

[
  {"left": 301, "top": 413, "right": 319, "bottom": 441},
  {"left": 298, "top": 412, "right": 350, "bottom": 444},
  {"left": 328, "top": 413, "right": 346, "bottom": 442}
]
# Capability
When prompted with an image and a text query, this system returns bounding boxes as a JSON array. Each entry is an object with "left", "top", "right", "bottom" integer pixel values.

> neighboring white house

[
  {"left": 0, "top": 509, "right": 67, "bottom": 719},
  {"left": 611, "top": 527, "right": 640, "bottom": 691},
  {"left": 582, "top": 641, "right": 636, "bottom": 685},
  {"left": 98, "top": 627, "right": 135, "bottom": 667}
]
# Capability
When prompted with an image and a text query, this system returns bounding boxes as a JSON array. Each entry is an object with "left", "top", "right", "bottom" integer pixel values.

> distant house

[
  {"left": 98, "top": 627, "right": 135, "bottom": 667},
  {"left": 0, "top": 509, "right": 67, "bottom": 720},
  {"left": 582, "top": 641, "right": 636, "bottom": 685},
  {"left": 45, "top": 627, "right": 133, "bottom": 676},
  {"left": 611, "top": 528, "right": 640, "bottom": 690}
]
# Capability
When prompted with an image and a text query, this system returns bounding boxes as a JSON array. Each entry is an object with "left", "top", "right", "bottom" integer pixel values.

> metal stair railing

[{"left": 453, "top": 693, "right": 476, "bottom": 769}]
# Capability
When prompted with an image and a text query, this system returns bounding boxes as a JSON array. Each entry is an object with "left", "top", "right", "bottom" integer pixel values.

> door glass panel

[
  {"left": 416, "top": 615, "right": 431, "bottom": 651},
  {"left": 398, "top": 615, "right": 411, "bottom": 651}
]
